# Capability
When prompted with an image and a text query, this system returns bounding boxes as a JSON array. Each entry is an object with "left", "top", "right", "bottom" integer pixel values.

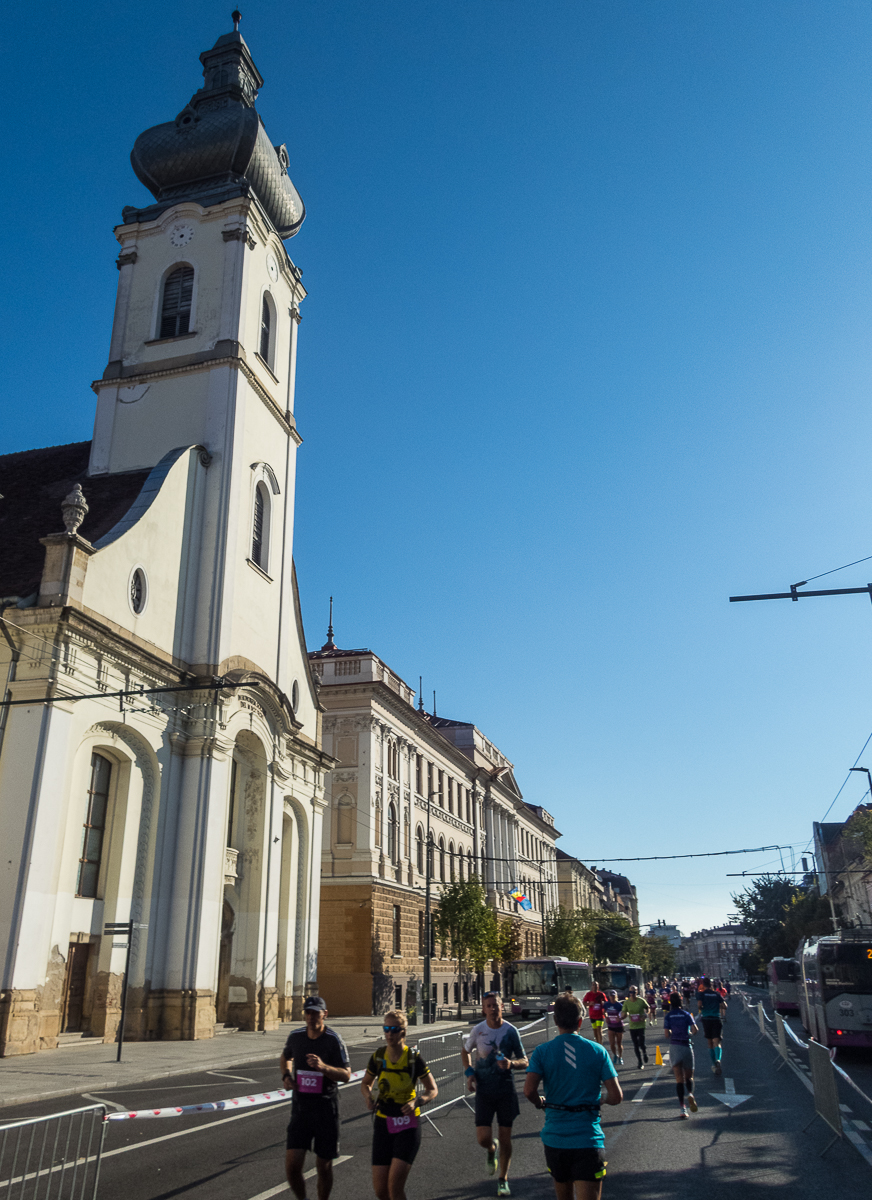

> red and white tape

[{"left": 106, "top": 1070, "right": 367, "bottom": 1121}]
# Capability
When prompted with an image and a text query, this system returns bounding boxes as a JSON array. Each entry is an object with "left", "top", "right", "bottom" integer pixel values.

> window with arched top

[
  {"left": 438, "top": 836, "right": 445, "bottom": 882},
  {"left": 458, "top": 852, "right": 464, "bottom": 881},
  {"left": 259, "top": 292, "right": 277, "bottom": 369},
  {"left": 159, "top": 265, "right": 194, "bottom": 339},
  {"left": 416, "top": 825, "right": 424, "bottom": 874},
  {"left": 427, "top": 833, "right": 434, "bottom": 878},
  {"left": 468, "top": 851, "right": 473, "bottom": 878},
  {"left": 251, "top": 481, "right": 271, "bottom": 572},
  {"left": 448, "top": 840, "right": 455, "bottom": 880},
  {"left": 387, "top": 802, "right": 398, "bottom": 862},
  {"left": 77, "top": 752, "right": 112, "bottom": 897}
]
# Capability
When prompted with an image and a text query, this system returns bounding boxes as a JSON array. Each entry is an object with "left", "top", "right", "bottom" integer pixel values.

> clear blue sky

[{"left": 4, "top": 2, "right": 872, "bottom": 940}]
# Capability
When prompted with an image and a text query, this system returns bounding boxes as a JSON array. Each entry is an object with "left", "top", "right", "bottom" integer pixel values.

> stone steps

[
  {"left": 213, "top": 1024, "right": 239, "bottom": 1036},
  {"left": 56, "top": 1032, "right": 102, "bottom": 1050}
]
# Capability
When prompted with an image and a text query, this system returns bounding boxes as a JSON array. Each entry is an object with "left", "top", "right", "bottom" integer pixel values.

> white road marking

[
  {"left": 246, "top": 1157, "right": 353, "bottom": 1200},
  {"left": 631, "top": 1083, "right": 654, "bottom": 1103},
  {"left": 709, "top": 1079, "right": 752, "bottom": 1109},
  {"left": 100, "top": 1100, "right": 281, "bottom": 1159},
  {"left": 206, "top": 1070, "right": 260, "bottom": 1084},
  {"left": 605, "top": 1062, "right": 668, "bottom": 1147},
  {"left": 81, "top": 1092, "right": 128, "bottom": 1112}
]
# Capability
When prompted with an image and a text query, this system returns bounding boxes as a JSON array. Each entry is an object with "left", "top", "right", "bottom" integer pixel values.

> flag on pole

[{"left": 510, "top": 888, "right": 532, "bottom": 911}]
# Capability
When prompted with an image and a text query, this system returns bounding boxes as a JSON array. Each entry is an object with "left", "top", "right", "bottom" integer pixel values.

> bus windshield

[
  {"left": 512, "top": 963, "right": 558, "bottom": 997},
  {"left": 557, "top": 966, "right": 591, "bottom": 993},
  {"left": 771, "top": 959, "right": 799, "bottom": 982},
  {"left": 820, "top": 945, "right": 872, "bottom": 994}
]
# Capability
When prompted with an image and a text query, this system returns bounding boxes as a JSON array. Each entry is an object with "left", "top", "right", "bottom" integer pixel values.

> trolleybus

[
  {"left": 595, "top": 963, "right": 645, "bottom": 999},
  {"left": 767, "top": 957, "right": 800, "bottom": 1013},
  {"left": 798, "top": 934, "right": 872, "bottom": 1048},
  {"left": 507, "top": 957, "right": 592, "bottom": 1017}
]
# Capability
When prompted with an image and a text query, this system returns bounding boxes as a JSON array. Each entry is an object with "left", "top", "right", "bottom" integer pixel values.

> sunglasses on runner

[{"left": 383, "top": 1025, "right": 403, "bottom": 1033}]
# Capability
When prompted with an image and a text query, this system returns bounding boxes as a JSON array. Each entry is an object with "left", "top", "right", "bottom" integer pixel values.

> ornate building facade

[
  {"left": 0, "top": 19, "right": 331, "bottom": 1055},
  {"left": 310, "top": 636, "right": 560, "bottom": 1015}
]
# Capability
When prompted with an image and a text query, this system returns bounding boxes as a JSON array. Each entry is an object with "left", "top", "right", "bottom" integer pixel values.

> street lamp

[{"left": 423, "top": 790, "right": 441, "bottom": 1025}]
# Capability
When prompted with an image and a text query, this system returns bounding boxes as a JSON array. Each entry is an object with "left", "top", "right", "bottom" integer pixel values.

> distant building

[
  {"left": 555, "top": 850, "right": 604, "bottom": 912},
  {"left": 644, "top": 922, "right": 683, "bottom": 949},
  {"left": 676, "top": 926, "right": 752, "bottom": 979},
  {"left": 594, "top": 869, "right": 639, "bottom": 927},
  {"left": 311, "top": 636, "right": 560, "bottom": 1015},
  {"left": 814, "top": 810, "right": 872, "bottom": 930}
]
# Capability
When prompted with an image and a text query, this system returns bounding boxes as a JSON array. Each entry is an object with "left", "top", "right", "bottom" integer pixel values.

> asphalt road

[{"left": 3, "top": 1002, "right": 871, "bottom": 1200}]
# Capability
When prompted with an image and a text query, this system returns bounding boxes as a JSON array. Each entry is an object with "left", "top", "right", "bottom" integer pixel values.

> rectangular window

[
  {"left": 416, "top": 754, "right": 422, "bottom": 794},
  {"left": 77, "top": 753, "right": 111, "bottom": 898},
  {"left": 438, "top": 770, "right": 444, "bottom": 807},
  {"left": 227, "top": 758, "right": 238, "bottom": 845},
  {"left": 447, "top": 778, "right": 453, "bottom": 814},
  {"left": 393, "top": 905, "right": 401, "bottom": 956},
  {"left": 427, "top": 762, "right": 433, "bottom": 796}
]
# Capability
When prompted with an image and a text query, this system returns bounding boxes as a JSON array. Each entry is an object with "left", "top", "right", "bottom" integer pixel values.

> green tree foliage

[
  {"left": 433, "top": 875, "right": 500, "bottom": 1016},
  {"left": 847, "top": 806, "right": 872, "bottom": 863},
  {"left": 637, "top": 934, "right": 676, "bottom": 980},
  {"left": 731, "top": 875, "right": 836, "bottom": 968},
  {"left": 543, "top": 907, "right": 653, "bottom": 973},
  {"left": 543, "top": 905, "right": 590, "bottom": 961}
]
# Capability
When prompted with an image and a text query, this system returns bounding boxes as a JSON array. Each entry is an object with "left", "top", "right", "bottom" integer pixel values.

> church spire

[{"left": 321, "top": 596, "right": 336, "bottom": 651}]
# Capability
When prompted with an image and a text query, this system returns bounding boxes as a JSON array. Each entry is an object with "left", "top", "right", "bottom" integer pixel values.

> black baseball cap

[{"left": 303, "top": 995, "right": 327, "bottom": 1012}]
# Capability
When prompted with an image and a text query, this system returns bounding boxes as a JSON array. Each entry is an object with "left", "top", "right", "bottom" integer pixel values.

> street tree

[{"left": 433, "top": 875, "right": 500, "bottom": 1016}]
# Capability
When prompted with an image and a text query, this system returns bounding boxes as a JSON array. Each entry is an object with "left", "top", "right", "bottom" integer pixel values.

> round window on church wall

[{"left": 129, "top": 567, "right": 148, "bottom": 615}]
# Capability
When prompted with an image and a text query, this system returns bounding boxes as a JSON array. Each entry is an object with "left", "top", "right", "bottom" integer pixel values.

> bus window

[
  {"left": 558, "top": 966, "right": 591, "bottom": 993},
  {"left": 512, "top": 962, "right": 558, "bottom": 997},
  {"left": 820, "top": 945, "right": 872, "bottom": 993}
]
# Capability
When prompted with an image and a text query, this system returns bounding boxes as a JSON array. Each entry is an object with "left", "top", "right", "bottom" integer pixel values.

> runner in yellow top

[{"left": 361, "top": 1010, "right": 438, "bottom": 1200}]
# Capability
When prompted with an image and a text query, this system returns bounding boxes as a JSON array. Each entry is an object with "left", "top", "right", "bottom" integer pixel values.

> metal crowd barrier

[
  {"left": 0, "top": 1104, "right": 107, "bottom": 1199},
  {"left": 804, "top": 1039, "right": 843, "bottom": 1155}
]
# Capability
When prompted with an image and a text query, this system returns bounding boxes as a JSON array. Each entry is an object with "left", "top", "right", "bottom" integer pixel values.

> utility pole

[
  {"left": 104, "top": 920, "right": 147, "bottom": 1062},
  {"left": 423, "top": 789, "right": 441, "bottom": 1024}
]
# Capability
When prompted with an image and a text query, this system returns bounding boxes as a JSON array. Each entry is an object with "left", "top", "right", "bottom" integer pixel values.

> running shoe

[
  {"left": 713, "top": 1063, "right": 722, "bottom": 1076},
  {"left": 679, "top": 1106, "right": 688, "bottom": 1119},
  {"left": 643, "top": 1051, "right": 649, "bottom": 1063},
  {"left": 617, "top": 1056, "right": 623, "bottom": 1065},
  {"left": 497, "top": 1183, "right": 511, "bottom": 1197},
  {"left": 487, "top": 1147, "right": 498, "bottom": 1176},
  {"left": 687, "top": 1093, "right": 698, "bottom": 1113},
  {"left": 637, "top": 1061, "right": 645, "bottom": 1069}
]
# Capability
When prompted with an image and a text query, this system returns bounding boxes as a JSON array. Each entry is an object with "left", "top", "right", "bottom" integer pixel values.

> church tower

[{"left": 0, "top": 15, "right": 329, "bottom": 1055}]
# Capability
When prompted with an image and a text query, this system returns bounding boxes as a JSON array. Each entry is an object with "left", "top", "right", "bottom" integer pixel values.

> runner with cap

[
  {"left": 280, "top": 996, "right": 351, "bottom": 1199},
  {"left": 361, "top": 1010, "right": 438, "bottom": 1200},
  {"left": 697, "top": 977, "right": 727, "bottom": 1076},
  {"left": 663, "top": 992, "right": 698, "bottom": 1119}
]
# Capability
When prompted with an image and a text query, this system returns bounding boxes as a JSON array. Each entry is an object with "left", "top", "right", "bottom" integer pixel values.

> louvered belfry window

[
  {"left": 159, "top": 265, "right": 194, "bottom": 339},
  {"left": 252, "top": 484, "right": 265, "bottom": 566}
]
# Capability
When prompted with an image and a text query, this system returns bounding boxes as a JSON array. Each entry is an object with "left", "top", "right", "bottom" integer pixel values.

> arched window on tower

[
  {"left": 159, "top": 265, "right": 194, "bottom": 339},
  {"left": 416, "top": 824, "right": 424, "bottom": 874},
  {"left": 251, "top": 482, "right": 271, "bottom": 571},
  {"left": 448, "top": 840, "right": 455, "bottom": 880},
  {"left": 438, "top": 836, "right": 445, "bottom": 882},
  {"left": 259, "top": 291, "right": 277, "bottom": 370}
]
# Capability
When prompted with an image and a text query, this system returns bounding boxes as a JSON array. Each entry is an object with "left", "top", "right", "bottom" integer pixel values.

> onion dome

[{"left": 127, "top": 13, "right": 305, "bottom": 239}]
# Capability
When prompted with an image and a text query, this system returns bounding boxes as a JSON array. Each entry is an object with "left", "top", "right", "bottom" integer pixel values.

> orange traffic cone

[{"left": 655, "top": 1044, "right": 663, "bottom": 1066}]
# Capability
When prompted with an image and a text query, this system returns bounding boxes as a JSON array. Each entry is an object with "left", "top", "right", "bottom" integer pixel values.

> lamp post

[{"left": 423, "top": 790, "right": 441, "bottom": 1024}]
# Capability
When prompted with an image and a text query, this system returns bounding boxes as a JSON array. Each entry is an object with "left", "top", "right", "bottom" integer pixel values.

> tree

[
  {"left": 433, "top": 875, "right": 500, "bottom": 1016},
  {"left": 544, "top": 905, "right": 589, "bottom": 961},
  {"left": 731, "top": 876, "right": 802, "bottom": 961},
  {"left": 496, "top": 918, "right": 524, "bottom": 994},
  {"left": 638, "top": 934, "right": 676, "bottom": 980},
  {"left": 590, "top": 911, "right": 638, "bottom": 965}
]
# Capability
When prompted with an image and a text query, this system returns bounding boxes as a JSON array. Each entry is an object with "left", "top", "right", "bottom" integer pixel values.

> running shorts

[
  {"left": 701, "top": 1018, "right": 722, "bottom": 1041},
  {"left": 590, "top": 1019, "right": 604, "bottom": 1029},
  {"left": 286, "top": 1098, "right": 339, "bottom": 1159},
  {"left": 544, "top": 1146, "right": 607, "bottom": 1183},
  {"left": 474, "top": 1088, "right": 520, "bottom": 1128},
  {"left": 371, "top": 1115, "right": 422, "bottom": 1166},
  {"left": 668, "top": 1043, "right": 694, "bottom": 1071}
]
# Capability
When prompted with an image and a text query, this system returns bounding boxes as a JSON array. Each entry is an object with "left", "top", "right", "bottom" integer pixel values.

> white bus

[
  {"left": 798, "top": 934, "right": 872, "bottom": 1049},
  {"left": 507, "top": 957, "right": 592, "bottom": 1017}
]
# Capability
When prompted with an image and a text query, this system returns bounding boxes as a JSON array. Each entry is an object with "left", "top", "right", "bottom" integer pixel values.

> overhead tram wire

[{"left": 477, "top": 843, "right": 793, "bottom": 865}]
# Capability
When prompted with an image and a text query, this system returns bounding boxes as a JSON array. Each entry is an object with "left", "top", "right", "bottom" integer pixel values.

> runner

[
  {"left": 621, "top": 986, "right": 649, "bottom": 1068},
  {"left": 663, "top": 993, "right": 698, "bottom": 1119},
  {"left": 524, "top": 992, "right": 623, "bottom": 1200},
  {"left": 280, "top": 996, "right": 352, "bottom": 1200},
  {"left": 361, "top": 1010, "right": 438, "bottom": 1200},
  {"left": 644, "top": 982, "right": 657, "bottom": 1026},
  {"left": 697, "top": 976, "right": 727, "bottom": 1076},
  {"left": 603, "top": 991, "right": 624, "bottom": 1066},
  {"left": 582, "top": 980, "right": 607, "bottom": 1045},
  {"left": 461, "top": 991, "right": 528, "bottom": 1197}
]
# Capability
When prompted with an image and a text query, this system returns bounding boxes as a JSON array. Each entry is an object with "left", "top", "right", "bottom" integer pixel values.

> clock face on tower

[
  {"left": 169, "top": 223, "right": 194, "bottom": 247},
  {"left": 266, "top": 253, "right": 279, "bottom": 282}
]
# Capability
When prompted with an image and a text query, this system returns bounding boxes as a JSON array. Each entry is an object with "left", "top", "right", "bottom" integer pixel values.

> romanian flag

[{"left": 510, "top": 888, "right": 532, "bottom": 911}]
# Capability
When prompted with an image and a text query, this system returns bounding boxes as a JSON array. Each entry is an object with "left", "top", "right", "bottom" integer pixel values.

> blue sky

[{"left": 4, "top": 1, "right": 872, "bottom": 940}]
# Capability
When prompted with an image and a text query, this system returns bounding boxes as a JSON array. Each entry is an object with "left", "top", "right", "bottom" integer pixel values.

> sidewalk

[{"left": 0, "top": 1015, "right": 469, "bottom": 1109}]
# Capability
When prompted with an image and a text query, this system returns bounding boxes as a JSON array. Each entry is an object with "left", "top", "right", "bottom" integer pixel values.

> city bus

[
  {"left": 507, "top": 957, "right": 592, "bottom": 1017},
  {"left": 767, "top": 957, "right": 800, "bottom": 1013},
  {"left": 595, "top": 963, "right": 645, "bottom": 999},
  {"left": 798, "top": 934, "right": 872, "bottom": 1048}
]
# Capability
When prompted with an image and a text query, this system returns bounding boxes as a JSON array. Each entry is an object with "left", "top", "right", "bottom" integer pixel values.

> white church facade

[{"left": 0, "top": 18, "right": 331, "bottom": 1055}]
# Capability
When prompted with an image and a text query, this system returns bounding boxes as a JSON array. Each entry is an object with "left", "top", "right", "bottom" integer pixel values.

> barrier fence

[
  {"left": 740, "top": 992, "right": 872, "bottom": 1162},
  {"left": 0, "top": 1103, "right": 107, "bottom": 1199}
]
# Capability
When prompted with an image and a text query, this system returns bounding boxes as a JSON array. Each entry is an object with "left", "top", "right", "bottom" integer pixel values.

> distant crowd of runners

[{"left": 277, "top": 975, "right": 731, "bottom": 1200}]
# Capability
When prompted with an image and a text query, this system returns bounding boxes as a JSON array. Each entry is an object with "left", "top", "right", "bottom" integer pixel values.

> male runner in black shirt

[{"left": 280, "top": 996, "right": 351, "bottom": 1199}]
